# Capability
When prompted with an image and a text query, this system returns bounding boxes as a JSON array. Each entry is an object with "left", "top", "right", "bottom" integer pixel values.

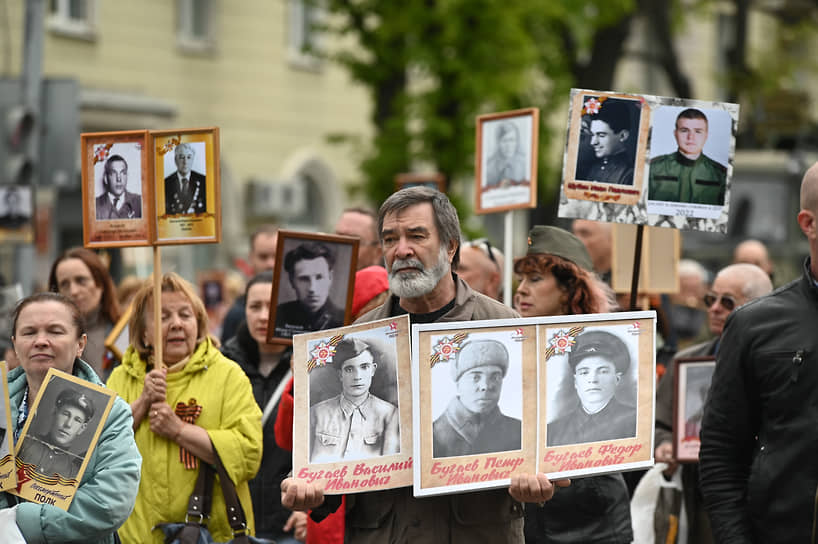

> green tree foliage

[{"left": 320, "top": 0, "right": 633, "bottom": 214}]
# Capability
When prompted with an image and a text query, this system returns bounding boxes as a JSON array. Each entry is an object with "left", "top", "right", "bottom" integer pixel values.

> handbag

[{"left": 154, "top": 448, "right": 273, "bottom": 544}]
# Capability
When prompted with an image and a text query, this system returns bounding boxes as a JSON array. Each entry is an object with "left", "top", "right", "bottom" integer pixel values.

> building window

[
  {"left": 47, "top": 0, "right": 96, "bottom": 40},
  {"left": 177, "top": 0, "right": 215, "bottom": 52},
  {"left": 288, "top": 0, "right": 323, "bottom": 70}
]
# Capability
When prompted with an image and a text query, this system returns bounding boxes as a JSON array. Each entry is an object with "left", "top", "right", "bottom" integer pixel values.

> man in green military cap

[{"left": 648, "top": 108, "right": 727, "bottom": 205}]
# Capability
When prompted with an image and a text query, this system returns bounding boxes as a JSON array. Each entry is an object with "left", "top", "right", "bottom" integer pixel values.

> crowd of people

[{"left": 0, "top": 158, "right": 814, "bottom": 542}]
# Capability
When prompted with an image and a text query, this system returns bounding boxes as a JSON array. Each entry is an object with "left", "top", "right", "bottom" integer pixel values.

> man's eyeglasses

[
  {"left": 469, "top": 238, "right": 499, "bottom": 269},
  {"left": 703, "top": 292, "right": 737, "bottom": 311}
]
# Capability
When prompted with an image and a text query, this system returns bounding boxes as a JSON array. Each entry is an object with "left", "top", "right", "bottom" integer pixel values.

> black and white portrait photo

[
  {"left": 270, "top": 232, "right": 356, "bottom": 343},
  {"left": 94, "top": 144, "right": 143, "bottom": 220},
  {"left": 475, "top": 108, "right": 539, "bottom": 214},
  {"left": 575, "top": 96, "right": 641, "bottom": 186},
  {"left": 308, "top": 333, "right": 401, "bottom": 463},
  {"left": 546, "top": 327, "right": 638, "bottom": 447},
  {"left": 17, "top": 376, "right": 110, "bottom": 480},
  {"left": 674, "top": 358, "right": 716, "bottom": 462},
  {"left": 164, "top": 142, "right": 207, "bottom": 215},
  {"left": 0, "top": 185, "right": 32, "bottom": 230},
  {"left": 0, "top": 363, "right": 9, "bottom": 462},
  {"left": 430, "top": 333, "right": 523, "bottom": 458}
]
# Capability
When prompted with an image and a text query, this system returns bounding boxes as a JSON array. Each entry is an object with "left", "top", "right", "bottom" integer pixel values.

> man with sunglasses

[
  {"left": 653, "top": 262, "right": 771, "bottom": 543},
  {"left": 700, "top": 163, "right": 818, "bottom": 543}
]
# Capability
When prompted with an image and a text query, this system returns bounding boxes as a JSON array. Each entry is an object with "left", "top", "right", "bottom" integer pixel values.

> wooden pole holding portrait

[{"left": 81, "top": 127, "right": 221, "bottom": 371}]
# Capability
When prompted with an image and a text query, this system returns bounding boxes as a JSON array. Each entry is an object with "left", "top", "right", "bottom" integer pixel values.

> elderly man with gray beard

[{"left": 281, "top": 187, "right": 568, "bottom": 543}]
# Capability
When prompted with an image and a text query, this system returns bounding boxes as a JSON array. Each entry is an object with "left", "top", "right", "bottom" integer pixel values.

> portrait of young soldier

[
  {"left": 164, "top": 143, "right": 207, "bottom": 215},
  {"left": 95, "top": 154, "right": 142, "bottom": 220},
  {"left": 547, "top": 329, "right": 637, "bottom": 447},
  {"left": 433, "top": 338, "right": 521, "bottom": 458},
  {"left": 577, "top": 98, "right": 638, "bottom": 186},
  {"left": 309, "top": 336, "right": 399, "bottom": 463},
  {"left": 274, "top": 241, "right": 346, "bottom": 338},
  {"left": 485, "top": 121, "right": 528, "bottom": 187},
  {"left": 17, "top": 387, "right": 95, "bottom": 479},
  {"left": 648, "top": 108, "right": 727, "bottom": 205}
]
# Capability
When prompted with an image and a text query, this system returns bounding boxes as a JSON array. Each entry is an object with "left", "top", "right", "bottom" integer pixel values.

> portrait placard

[
  {"left": 0, "top": 362, "right": 15, "bottom": 492},
  {"left": 11, "top": 368, "right": 116, "bottom": 510},
  {"left": 104, "top": 303, "right": 133, "bottom": 362},
  {"left": 152, "top": 127, "right": 221, "bottom": 245},
  {"left": 538, "top": 312, "right": 655, "bottom": 479},
  {"left": 81, "top": 130, "right": 152, "bottom": 248},
  {"left": 611, "top": 224, "right": 680, "bottom": 294},
  {"left": 395, "top": 172, "right": 446, "bottom": 193},
  {"left": 291, "top": 316, "right": 413, "bottom": 494},
  {"left": 672, "top": 357, "right": 716, "bottom": 463},
  {"left": 412, "top": 318, "right": 538, "bottom": 497},
  {"left": 0, "top": 184, "right": 34, "bottom": 243},
  {"left": 267, "top": 230, "right": 358, "bottom": 345},
  {"left": 475, "top": 107, "right": 539, "bottom": 214},
  {"left": 558, "top": 89, "right": 739, "bottom": 233}
]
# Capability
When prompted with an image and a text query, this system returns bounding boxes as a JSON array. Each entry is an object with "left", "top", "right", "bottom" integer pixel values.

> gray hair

[
  {"left": 175, "top": 143, "right": 195, "bottom": 157},
  {"left": 716, "top": 263, "right": 773, "bottom": 301},
  {"left": 378, "top": 186, "right": 461, "bottom": 268}
]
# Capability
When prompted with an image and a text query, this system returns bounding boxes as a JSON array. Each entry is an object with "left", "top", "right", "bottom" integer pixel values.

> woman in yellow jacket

[{"left": 107, "top": 273, "right": 262, "bottom": 544}]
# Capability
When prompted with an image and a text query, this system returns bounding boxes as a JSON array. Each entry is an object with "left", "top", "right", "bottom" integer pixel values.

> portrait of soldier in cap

[
  {"left": 433, "top": 339, "right": 522, "bottom": 458},
  {"left": 17, "top": 387, "right": 96, "bottom": 478},
  {"left": 547, "top": 329, "right": 637, "bottom": 447},
  {"left": 576, "top": 97, "right": 640, "bottom": 186},
  {"left": 309, "top": 336, "right": 400, "bottom": 463}
]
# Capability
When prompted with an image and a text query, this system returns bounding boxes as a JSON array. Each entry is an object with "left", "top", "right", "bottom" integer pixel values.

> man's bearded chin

[{"left": 389, "top": 246, "right": 450, "bottom": 298}]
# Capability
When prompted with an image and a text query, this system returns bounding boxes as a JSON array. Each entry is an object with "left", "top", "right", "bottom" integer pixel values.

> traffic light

[
  {"left": 0, "top": 78, "right": 36, "bottom": 186},
  {"left": 4, "top": 104, "right": 36, "bottom": 185}
]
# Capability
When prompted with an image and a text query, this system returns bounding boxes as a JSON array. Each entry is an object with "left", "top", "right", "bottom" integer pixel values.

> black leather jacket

[{"left": 700, "top": 258, "right": 818, "bottom": 543}]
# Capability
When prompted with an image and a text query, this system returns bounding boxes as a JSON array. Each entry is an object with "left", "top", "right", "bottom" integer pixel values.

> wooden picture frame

[
  {"left": 394, "top": 172, "right": 446, "bottom": 193},
  {"left": 267, "top": 230, "right": 358, "bottom": 345},
  {"left": 0, "top": 362, "right": 15, "bottom": 492},
  {"left": 81, "top": 130, "right": 152, "bottom": 248},
  {"left": 562, "top": 91, "right": 649, "bottom": 207},
  {"left": 290, "top": 316, "right": 413, "bottom": 494},
  {"left": 672, "top": 356, "right": 716, "bottom": 463},
  {"left": 538, "top": 311, "right": 655, "bottom": 480},
  {"left": 104, "top": 303, "right": 133, "bottom": 362},
  {"left": 412, "top": 318, "right": 538, "bottom": 497},
  {"left": 152, "top": 127, "right": 221, "bottom": 245},
  {"left": 611, "top": 224, "right": 680, "bottom": 294},
  {"left": 11, "top": 368, "right": 116, "bottom": 510},
  {"left": 475, "top": 107, "right": 539, "bottom": 214}
]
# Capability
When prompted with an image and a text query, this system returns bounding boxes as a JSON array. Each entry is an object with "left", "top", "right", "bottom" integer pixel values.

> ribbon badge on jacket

[{"left": 175, "top": 398, "right": 202, "bottom": 469}]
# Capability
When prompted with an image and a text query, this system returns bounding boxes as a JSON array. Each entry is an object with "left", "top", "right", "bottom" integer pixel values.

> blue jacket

[{"left": 0, "top": 359, "right": 142, "bottom": 543}]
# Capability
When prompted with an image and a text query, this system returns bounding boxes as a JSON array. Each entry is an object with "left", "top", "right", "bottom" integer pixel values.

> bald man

[
  {"left": 700, "top": 163, "right": 818, "bottom": 543},
  {"left": 572, "top": 219, "right": 612, "bottom": 282},
  {"left": 732, "top": 239, "right": 774, "bottom": 281},
  {"left": 456, "top": 240, "right": 504, "bottom": 300},
  {"left": 654, "top": 263, "right": 772, "bottom": 544}
]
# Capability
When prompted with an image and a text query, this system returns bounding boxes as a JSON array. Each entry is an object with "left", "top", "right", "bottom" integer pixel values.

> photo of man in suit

[
  {"left": 0, "top": 186, "right": 30, "bottom": 229},
  {"left": 17, "top": 387, "right": 94, "bottom": 479},
  {"left": 433, "top": 339, "right": 522, "bottom": 458},
  {"left": 95, "top": 154, "right": 142, "bottom": 220},
  {"left": 164, "top": 143, "right": 207, "bottom": 215}
]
